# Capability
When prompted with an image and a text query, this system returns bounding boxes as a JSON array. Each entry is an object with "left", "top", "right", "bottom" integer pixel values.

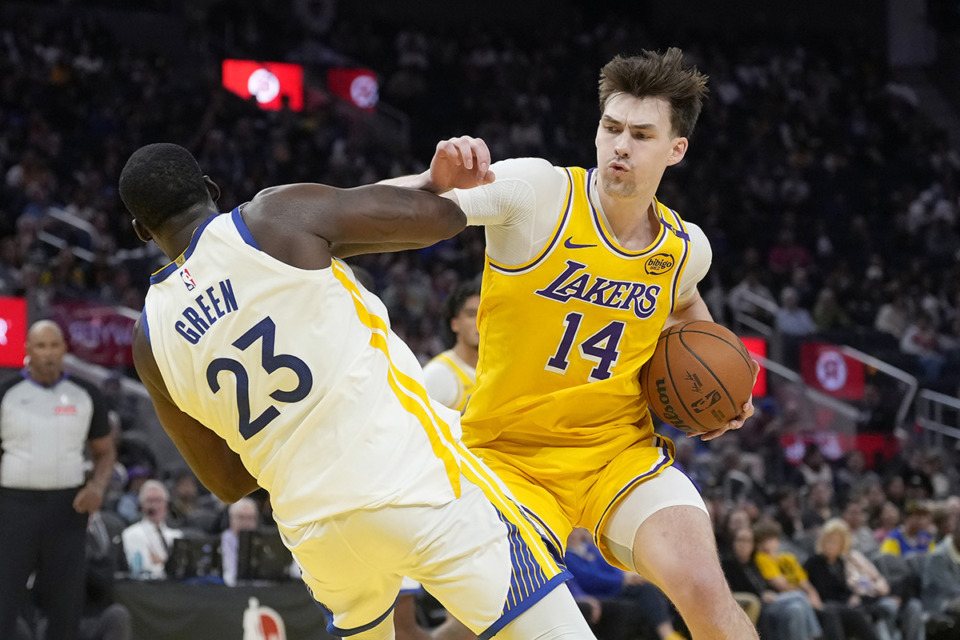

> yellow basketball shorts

[{"left": 472, "top": 431, "right": 676, "bottom": 571}]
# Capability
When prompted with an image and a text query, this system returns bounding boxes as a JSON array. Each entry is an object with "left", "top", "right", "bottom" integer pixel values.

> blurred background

[{"left": 1, "top": 1, "right": 959, "bottom": 637}]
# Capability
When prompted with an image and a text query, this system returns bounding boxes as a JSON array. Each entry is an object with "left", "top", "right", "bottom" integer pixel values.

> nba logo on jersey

[
  {"left": 242, "top": 597, "right": 286, "bottom": 640},
  {"left": 180, "top": 268, "right": 196, "bottom": 291}
]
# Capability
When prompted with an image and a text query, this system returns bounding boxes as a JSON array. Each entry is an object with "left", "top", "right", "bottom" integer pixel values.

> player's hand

[
  {"left": 73, "top": 483, "right": 105, "bottom": 514},
  {"left": 693, "top": 359, "right": 760, "bottom": 442},
  {"left": 429, "top": 136, "right": 496, "bottom": 191}
]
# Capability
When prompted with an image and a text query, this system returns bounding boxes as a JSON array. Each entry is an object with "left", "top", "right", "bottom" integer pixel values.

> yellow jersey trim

[{"left": 330, "top": 260, "right": 462, "bottom": 497}]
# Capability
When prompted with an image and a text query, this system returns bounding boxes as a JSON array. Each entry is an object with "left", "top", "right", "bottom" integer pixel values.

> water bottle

[{"left": 131, "top": 551, "right": 143, "bottom": 577}]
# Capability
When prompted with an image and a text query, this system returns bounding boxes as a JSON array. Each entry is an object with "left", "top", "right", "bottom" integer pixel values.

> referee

[{"left": 0, "top": 320, "right": 116, "bottom": 640}]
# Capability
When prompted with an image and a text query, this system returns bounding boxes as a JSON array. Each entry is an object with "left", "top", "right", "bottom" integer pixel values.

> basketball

[{"left": 640, "top": 321, "right": 755, "bottom": 433}]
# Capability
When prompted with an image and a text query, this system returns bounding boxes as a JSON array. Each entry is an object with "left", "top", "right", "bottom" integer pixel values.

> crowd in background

[
  {"left": 1, "top": 2, "right": 960, "bottom": 637},
  {"left": 1, "top": 3, "right": 959, "bottom": 391}
]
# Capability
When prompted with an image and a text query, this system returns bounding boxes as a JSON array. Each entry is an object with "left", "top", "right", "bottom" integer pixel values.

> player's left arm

[
  {"left": 132, "top": 321, "right": 259, "bottom": 503},
  {"left": 666, "top": 223, "right": 759, "bottom": 441}
]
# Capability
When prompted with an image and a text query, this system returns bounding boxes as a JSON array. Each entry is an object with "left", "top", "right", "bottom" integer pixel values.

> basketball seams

[
  {"left": 676, "top": 331, "right": 740, "bottom": 422},
  {"left": 672, "top": 327, "right": 752, "bottom": 369},
  {"left": 663, "top": 332, "right": 709, "bottom": 431}
]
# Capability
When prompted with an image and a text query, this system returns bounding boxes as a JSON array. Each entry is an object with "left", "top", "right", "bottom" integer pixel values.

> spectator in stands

[
  {"left": 798, "top": 443, "right": 834, "bottom": 490},
  {"left": 167, "top": 469, "right": 220, "bottom": 533},
  {"left": 842, "top": 498, "right": 880, "bottom": 556},
  {"left": 220, "top": 497, "right": 260, "bottom": 587},
  {"left": 718, "top": 507, "right": 755, "bottom": 560},
  {"left": 771, "top": 486, "right": 807, "bottom": 543},
  {"left": 0, "top": 320, "right": 115, "bottom": 640},
  {"left": 812, "top": 288, "right": 851, "bottom": 332},
  {"left": 874, "top": 501, "right": 902, "bottom": 544},
  {"left": 803, "top": 519, "right": 884, "bottom": 640},
  {"left": 900, "top": 311, "right": 948, "bottom": 382},
  {"left": 932, "top": 498, "right": 960, "bottom": 544},
  {"left": 881, "top": 501, "right": 936, "bottom": 558},
  {"left": 925, "top": 450, "right": 953, "bottom": 500},
  {"left": 922, "top": 515, "right": 960, "bottom": 633},
  {"left": 835, "top": 450, "right": 876, "bottom": 505},
  {"left": 565, "top": 528, "right": 685, "bottom": 640},
  {"left": 720, "top": 525, "right": 822, "bottom": 640},
  {"left": 121, "top": 479, "right": 183, "bottom": 580},
  {"left": 874, "top": 291, "right": 911, "bottom": 340},
  {"left": 884, "top": 474, "right": 907, "bottom": 509},
  {"left": 801, "top": 480, "right": 837, "bottom": 531},
  {"left": 752, "top": 519, "right": 825, "bottom": 617},
  {"left": 904, "top": 471, "right": 935, "bottom": 508},
  {"left": 774, "top": 287, "right": 818, "bottom": 337},
  {"left": 768, "top": 230, "right": 812, "bottom": 279},
  {"left": 114, "top": 466, "right": 151, "bottom": 525}
]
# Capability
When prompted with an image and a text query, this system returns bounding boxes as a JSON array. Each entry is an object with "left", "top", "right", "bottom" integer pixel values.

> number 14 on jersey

[{"left": 545, "top": 312, "right": 625, "bottom": 382}]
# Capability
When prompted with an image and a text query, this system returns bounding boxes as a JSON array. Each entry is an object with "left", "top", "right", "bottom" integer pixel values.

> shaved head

[
  {"left": 27, "top": 319, "right": 64, "bottom": 343},
  {"left": 26, "top": 320, "right": 67, "bottom": 385}
]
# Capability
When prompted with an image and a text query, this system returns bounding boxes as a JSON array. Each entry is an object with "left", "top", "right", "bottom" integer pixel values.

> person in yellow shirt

[{"left": 387, "top": 48, "right": 759, "bottom": 640}]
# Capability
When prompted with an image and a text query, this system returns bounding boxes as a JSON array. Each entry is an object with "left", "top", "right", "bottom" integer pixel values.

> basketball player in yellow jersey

[
  {"left": 424, "top": 281, "right": 481, "bottom": 412},
  {"left": 387, "top": 49, "right": 760, "bottom": 640}
]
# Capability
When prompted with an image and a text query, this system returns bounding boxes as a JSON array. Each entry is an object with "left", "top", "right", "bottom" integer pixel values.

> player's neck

[
  {"left": 157, "top": 208, "right": 219, "bottom": 261},
  {"left": 452, "top": 342, "right": 479, "bottom": 369},
  {"left": 597, "top": 191, "right": 661, "bottom": 251}
]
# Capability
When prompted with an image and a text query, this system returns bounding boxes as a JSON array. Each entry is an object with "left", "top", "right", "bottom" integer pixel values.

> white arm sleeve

[
  {"left": 674, "top": 222, "right": 712, "bottom": 308},
  {"left": 422, "top": 360, "right": 461, "bottom": 410},
  {"left": 454, "top": 158, "right": 568, "bottom": 266}
]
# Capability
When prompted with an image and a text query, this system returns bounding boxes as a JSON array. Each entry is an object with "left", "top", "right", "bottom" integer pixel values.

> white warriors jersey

[{"left": 142, "top": 209, "right": 463, "bottom": 528}]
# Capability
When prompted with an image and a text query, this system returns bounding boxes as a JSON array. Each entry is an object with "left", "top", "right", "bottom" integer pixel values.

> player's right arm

[
  {"left": 243, "top": 182, "right": 468, "bottom": 265},
  {"left": 380, "top": 136, "right": 496, "bottom": 199},
  {"left": 132, "top": 320, "right": 259, "bottom": 504}
]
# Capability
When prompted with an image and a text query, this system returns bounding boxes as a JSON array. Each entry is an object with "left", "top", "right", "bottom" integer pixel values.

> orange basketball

[{"left": 640, "top": 321, "right": 754, "bottom": 433}]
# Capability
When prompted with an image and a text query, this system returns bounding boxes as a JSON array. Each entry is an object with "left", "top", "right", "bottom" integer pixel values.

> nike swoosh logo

[{"left": 564, "top": 237, "right": 597, "bottom": 249}]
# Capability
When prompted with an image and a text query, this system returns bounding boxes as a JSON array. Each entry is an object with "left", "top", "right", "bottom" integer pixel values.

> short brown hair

[
  {"left": 752, "top": 518, "right": 783, "bottom": 545},
  {"left": 598, "top": 48, "right": 709, "bottom": 138}
]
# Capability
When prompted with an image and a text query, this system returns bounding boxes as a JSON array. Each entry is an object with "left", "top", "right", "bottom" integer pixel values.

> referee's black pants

[{"left": 0, "top": 487, "right": 89, "bottom": 640}]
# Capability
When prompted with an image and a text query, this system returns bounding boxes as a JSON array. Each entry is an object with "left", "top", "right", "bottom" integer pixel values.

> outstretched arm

[
  {"left": 246, "top": 181, "right": 468, "bottom": 263},
  {"left": 380, "top": 136, "right": 496, "bottom": 197},
  {"left": 132, "top": 321, "right": 259, "bottom": 503}
]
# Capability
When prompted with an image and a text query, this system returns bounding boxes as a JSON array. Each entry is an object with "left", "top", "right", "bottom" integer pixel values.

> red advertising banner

[
  {"left": 800, "top": 342, "right": 865, "bottom": 400},
  {"left": 740, "top": 336, "right": 768, "bottom": 398},
  {"left": 0, "top": 296, "right": 27, "bottom": 368},
  {"left": 222, "top": 59, "right": 304, "bottom": 111},
  {"left": 327, "top": 68, "right": 379, "bottom": 111},
  {"left": 49, "top": 302, "right": 136, "bottom": 368}
]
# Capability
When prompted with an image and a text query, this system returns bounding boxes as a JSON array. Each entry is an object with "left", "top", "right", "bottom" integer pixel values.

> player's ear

[
  {"left": 204, "top": 176, "right": 221, "bottom": 203},
  {"left": 666, "top": 137, "right": 688, "bottom": 166},
  {"left": 132, "top": 219, "right": 153, "bottom": 243}
]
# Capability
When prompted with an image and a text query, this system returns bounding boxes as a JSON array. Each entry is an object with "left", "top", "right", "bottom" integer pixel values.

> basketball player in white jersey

[{"left": 120, "top": 143, "right": 596, "bottom": 640}]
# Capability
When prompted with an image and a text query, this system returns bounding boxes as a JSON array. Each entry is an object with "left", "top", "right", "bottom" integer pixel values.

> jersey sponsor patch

[{"left": 644, "top": 253, "right": 675, "bottom": 275}]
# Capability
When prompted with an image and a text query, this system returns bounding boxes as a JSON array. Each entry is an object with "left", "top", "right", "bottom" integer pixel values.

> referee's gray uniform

[{"left": 0, "top": 371, "right": 109, "bottom": 640}]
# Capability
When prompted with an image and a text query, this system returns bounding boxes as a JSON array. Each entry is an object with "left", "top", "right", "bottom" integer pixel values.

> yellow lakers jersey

[
  {"left": 463, "top": 167, "right": 691, "bottom": 449},
  {"left": 426, "top": 350, "right": 477, "bottom": 412}
]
